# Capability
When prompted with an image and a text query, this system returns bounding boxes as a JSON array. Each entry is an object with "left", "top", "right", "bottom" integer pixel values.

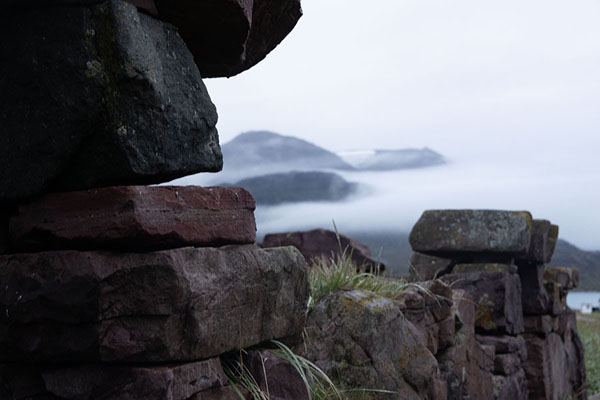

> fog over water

[{"left": 184, "top": 0, "right": 600, "bottom": 250}]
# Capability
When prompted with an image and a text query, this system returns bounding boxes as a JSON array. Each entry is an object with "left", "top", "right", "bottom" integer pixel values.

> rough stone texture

[
  {"left": 493, "top": 369, "right": 528, "bottom": 400},
  {"left": 300, "top": 289, "right": 441, "bottom": 399},
  {"left": 245, "top": 350, "right": 310, "bottom": 400},
  {"left": 395, "top": 280, "right": 454, "bottom": 355},
  {"left": 262, "top": 228, "right": 385, "bottom": 272},
  {"left": 523, "top": 315, "right": 555, "bottom": 334},
  {"left": 0, "top": 0, "right": 221, "bottom": 202},
  {"left": 516, "top": 261, "right": 550, "bottom": 315},
  {"left": 453, "top": 263, "right": 516, "bottom": 274},
  {"left": 10, "top": 186, "right": 256, "bottom": 252},
  {"left": 561, "top": 308, "right": 588, "bottom": 399},
  {"left": 545, "top": 281, "right": 568, "bottom": 316},
  {"left": 190, "top": 386, "right": 241, "bottom": 400},
  {"left": 409, "top": 210, "right": 533, "bottom": 256},
  {"left": 494, "top": 353, "right": 521, "bottom": 376},
  {"left": 0, "top": 210, "right": 8, "bottom": 254},
  {"left": 517, "top": 219, "right": 558, "bottom": 263},
  {"left": 0, "top": 358, "right": 227, "bottom": 399},
  {"left": 153, "top": 0, "right": 302, "bottom": 78},
  {"left": 0, "top": 246, "right": 308, "bottom": 362},
  {"left": 544, "top": 266, "right": 579, "bottom": 290},
  {"left": 441, "top": 271, "right": 524, "bottom": 334},
  {"left": 475, "top": 335, "right": 528, "bottom": 362},
  {"left": 408, "top": 252, "right": 453, "bottom": 281},
  {"left": 522, "top": 333, "right": 578, "bottom": 400},
  {"left": 436, "top": 290, "right": 495, "bottom": 400}
]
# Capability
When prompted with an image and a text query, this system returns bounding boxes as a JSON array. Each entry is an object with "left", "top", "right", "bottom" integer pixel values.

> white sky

[{"left": 200, "top": 0, "right": 600, "bottom": 249}]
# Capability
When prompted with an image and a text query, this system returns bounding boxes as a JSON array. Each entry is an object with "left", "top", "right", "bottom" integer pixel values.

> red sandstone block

[{"left": 9, "top": 186, "right": 256, "bottom": 252}]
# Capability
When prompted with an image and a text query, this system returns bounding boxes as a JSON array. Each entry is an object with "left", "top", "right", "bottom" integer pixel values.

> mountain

[
  {"left": 338, "top": 148, "right": 445, "bottom": 171},
  {"left": 227, "top": 171, "right": 358, "bottom": 205},
  {"left": 548, "top": 239, "right": 600, "bottom": 291}
]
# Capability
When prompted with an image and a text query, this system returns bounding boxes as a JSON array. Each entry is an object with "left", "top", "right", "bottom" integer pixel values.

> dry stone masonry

[
  {"left": 409, "top": 209, "right": 587, "bottom": 400},
  {"left": 0, "top": 0, "right": 306, "bottom": 398}
]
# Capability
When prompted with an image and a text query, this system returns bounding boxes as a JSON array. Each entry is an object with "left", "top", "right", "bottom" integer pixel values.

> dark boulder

[
  {"left": 10, "top": 186, "right": 256, "bottom": 252},
  {"left": 517, "top": 219, "right": 559, "bottom": 263},
  {"left": 153, "top": 0, "right": 302, "bottom": 78},
  {"left": 516, "top": 261, "right": 550, "bottom": 315},
  {"left": 262, "top": 228, "right": 385, "bottom": 272},
  {"left": 0, "top": 358, "right": 228, "bottom": 400},
  {"left": 408, "top": 252, "right": 454, "bottom": 281},
  {"left": 0, "top": 246, "right": 308, "bottom": 362},
  {"left": 0, "top": 0, "right": 221, "bottom": 202},
  {"left": 409, "top": 210, "right": 533, "bottom": 256}
]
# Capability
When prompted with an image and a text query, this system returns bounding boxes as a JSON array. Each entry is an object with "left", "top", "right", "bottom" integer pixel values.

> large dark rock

[
  {"left": 409, "top": 210, "right": 533, "bottom": 256},
  {"left": 0, "top": 0, "right": 221, "bottom": 203},
  {"left": 516, "top": 261, "right": 550, "bottom": 315},
  {"left": 299, "top": 289, "right": 443, "bottom": 399},
  {"left": 262, "top": 228, "right": 385, "bottom": 272},
  {"left": 441, "top": 271, "right": 524, "bottom": 334},
  {"left": 230, "top": 171, "right": 356, "bottom": 205},
  {"left": 153, "top": 0, "right": 302, "bottom": 78},
  {"left": 245, "top": 350, "right": 310, "bottom": 400},
  {"left": 544, "top": 266, "right": 579, "bottom": 291},
  {"left": 475, "top": 335, "right": 528, "bottom": 362},
  {"left": 492, "top": 369, "right": 528, "bottom": 400},
  {"left": 10, "top": 186, "right": 256, "bottom": 252},
  {"left": 0, "top": 246, "right": 308, "bottom": 362},
  {"left": 0, "top": 358, "right": 228, "bottom": 400}
]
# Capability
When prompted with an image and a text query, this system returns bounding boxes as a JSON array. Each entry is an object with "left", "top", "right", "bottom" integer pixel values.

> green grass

[
  {"left": 308, "top": 247, "right": 410, "bottom": 308},
  {"left": 578, "top": 312, "right": 600, "bottom": 396}
]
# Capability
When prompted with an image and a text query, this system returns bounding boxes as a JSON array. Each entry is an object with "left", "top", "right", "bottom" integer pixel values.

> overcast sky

[{"left": 201, "top": 0, "right": 600, "bottom": 249}]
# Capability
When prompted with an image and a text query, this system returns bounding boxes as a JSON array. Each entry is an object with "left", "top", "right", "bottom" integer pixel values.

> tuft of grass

[
  {"left": 223, "top": 340, "right": 345, "bottom": 400},
  {"left": 308, "top": 246, "right": 409, "bottom": 308},
  {"left": 577, "top": 313, "right": 600, "bottom": 396}
]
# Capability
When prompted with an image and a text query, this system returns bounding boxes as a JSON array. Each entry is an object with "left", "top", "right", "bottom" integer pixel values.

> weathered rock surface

[
  {"left": 544, "top": 266, "right": 579, "bottom": 290},
  {"left": 408, "top": 252, "right": 453, "bottom": 281},
  {"left": 245, "top": 350, "right": 310, "bottom": 400},
  {"left": 453, "top": 262, "right": 516, "bottom": 274},
  {"left": 523, "top": 315, "right": 556, "bottom": 334},
  {"left": 517, "top": 219, "right": 559, "bottom": 263},
  {"left": 493, "top": 369, "right": 528, "bottom": 400},
  {"left": 10, "top": 186, "right": 256, "bottom": 252},
  {"left": 0, "top": 0, "right": 221, "bottom": 202},
  {"left": 153, "top": 0, "right": 302, "bottom": 78},
  {"left": 436, "top": 290, "right": 495, "bottom": 400},
  {"left": 409, "top": 210, "right": 533, "bottom": 255},
  {"left": 516, "top": 261, "right": 550, "bottom": 315},
  {"left": 441, "top": 271, "right": 524, "bottom": 334},
  {"left": 0, "top": 358, "right": 227, "bottom": 400},
  {"left": 396, "top": 280, "right": 454, "bottom": 355},
  {"left": 0, "top": 246, "right": 308, "bottom": 362},
  {"left": 300, "top": 289, "right": 442, "bottom": 399},
  {"left": 476, "top": 335, "right": 528, "bottom": 362},
  {"left": 262, "top": 229, "right": 385, "bottom": 272}
]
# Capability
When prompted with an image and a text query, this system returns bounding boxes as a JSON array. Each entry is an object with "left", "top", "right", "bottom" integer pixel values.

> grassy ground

[{"left": 577, "top": 312, "right": 600, "bottom": 396}]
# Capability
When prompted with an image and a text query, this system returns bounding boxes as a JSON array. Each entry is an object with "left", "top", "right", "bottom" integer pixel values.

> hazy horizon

[{"left": 186, "top": 0, "right": 600, "bottom": 251}]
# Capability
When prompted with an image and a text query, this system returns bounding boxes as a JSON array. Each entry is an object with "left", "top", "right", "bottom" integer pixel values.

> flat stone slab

[
  {"left": 0, "top": 0, "right": 221, "bottom": 202},
  {"left": 0, "top": 246, "right": 308, "bottom": 362},
  {"left": 0, "top": 358, "right": 228, "bottom": 400},
  {"left": 10, "top": 186, "right": 256, "bottom": 252},
  {"left": 442, "top": 271, "right": 524, "bottom": 334},
  {"left": 409, "top": 210, "right": 533, "bottom": 256}
]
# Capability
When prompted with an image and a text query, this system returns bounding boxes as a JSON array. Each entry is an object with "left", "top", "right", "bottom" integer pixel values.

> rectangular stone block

[
  {"left": 441, "top": 271, "right": 524, "bottom": 334},
  {"left": 545, "top": 282, "right": 568, "bottom": 316},
  {"left": 0, "top": 358, "right": 227, "bottom": 400},
  {"left": 516, "top": 261, "right": 550, "bottom": 315},
  {"left": 0, "top": 246, "right": 308, "bottom": 362},
  {"left": 475, "top": 334, "right": 528, "bottom": 362},
  {"left": 452, "top": 263, "right": 516, "bottom": 274},
  {"left": 523, "top": 315, "right": 555, "bottom": 335},
  {"left": 492, "top": 369, "right": 528, "bottom": 400},
  {"left": 517, "top": 219, "right": 559, "bottom": 263},
  {"left": 408, "top": 251, "right": 453, "bottom": 281},
  {"left": 409, "top": 210, "right": 533, "bottom": 255},
  {"left": 10, "top": 186, "right": 256, "bottom": 252}
]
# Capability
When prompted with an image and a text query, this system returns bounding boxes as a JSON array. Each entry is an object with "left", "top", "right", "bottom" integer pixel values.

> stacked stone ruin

[
  {"left": 409, "top": 210, "right": 587, "bottom": 400},
  {"left": 0, "top": 0, "right": 308, "bottom": 398}
]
